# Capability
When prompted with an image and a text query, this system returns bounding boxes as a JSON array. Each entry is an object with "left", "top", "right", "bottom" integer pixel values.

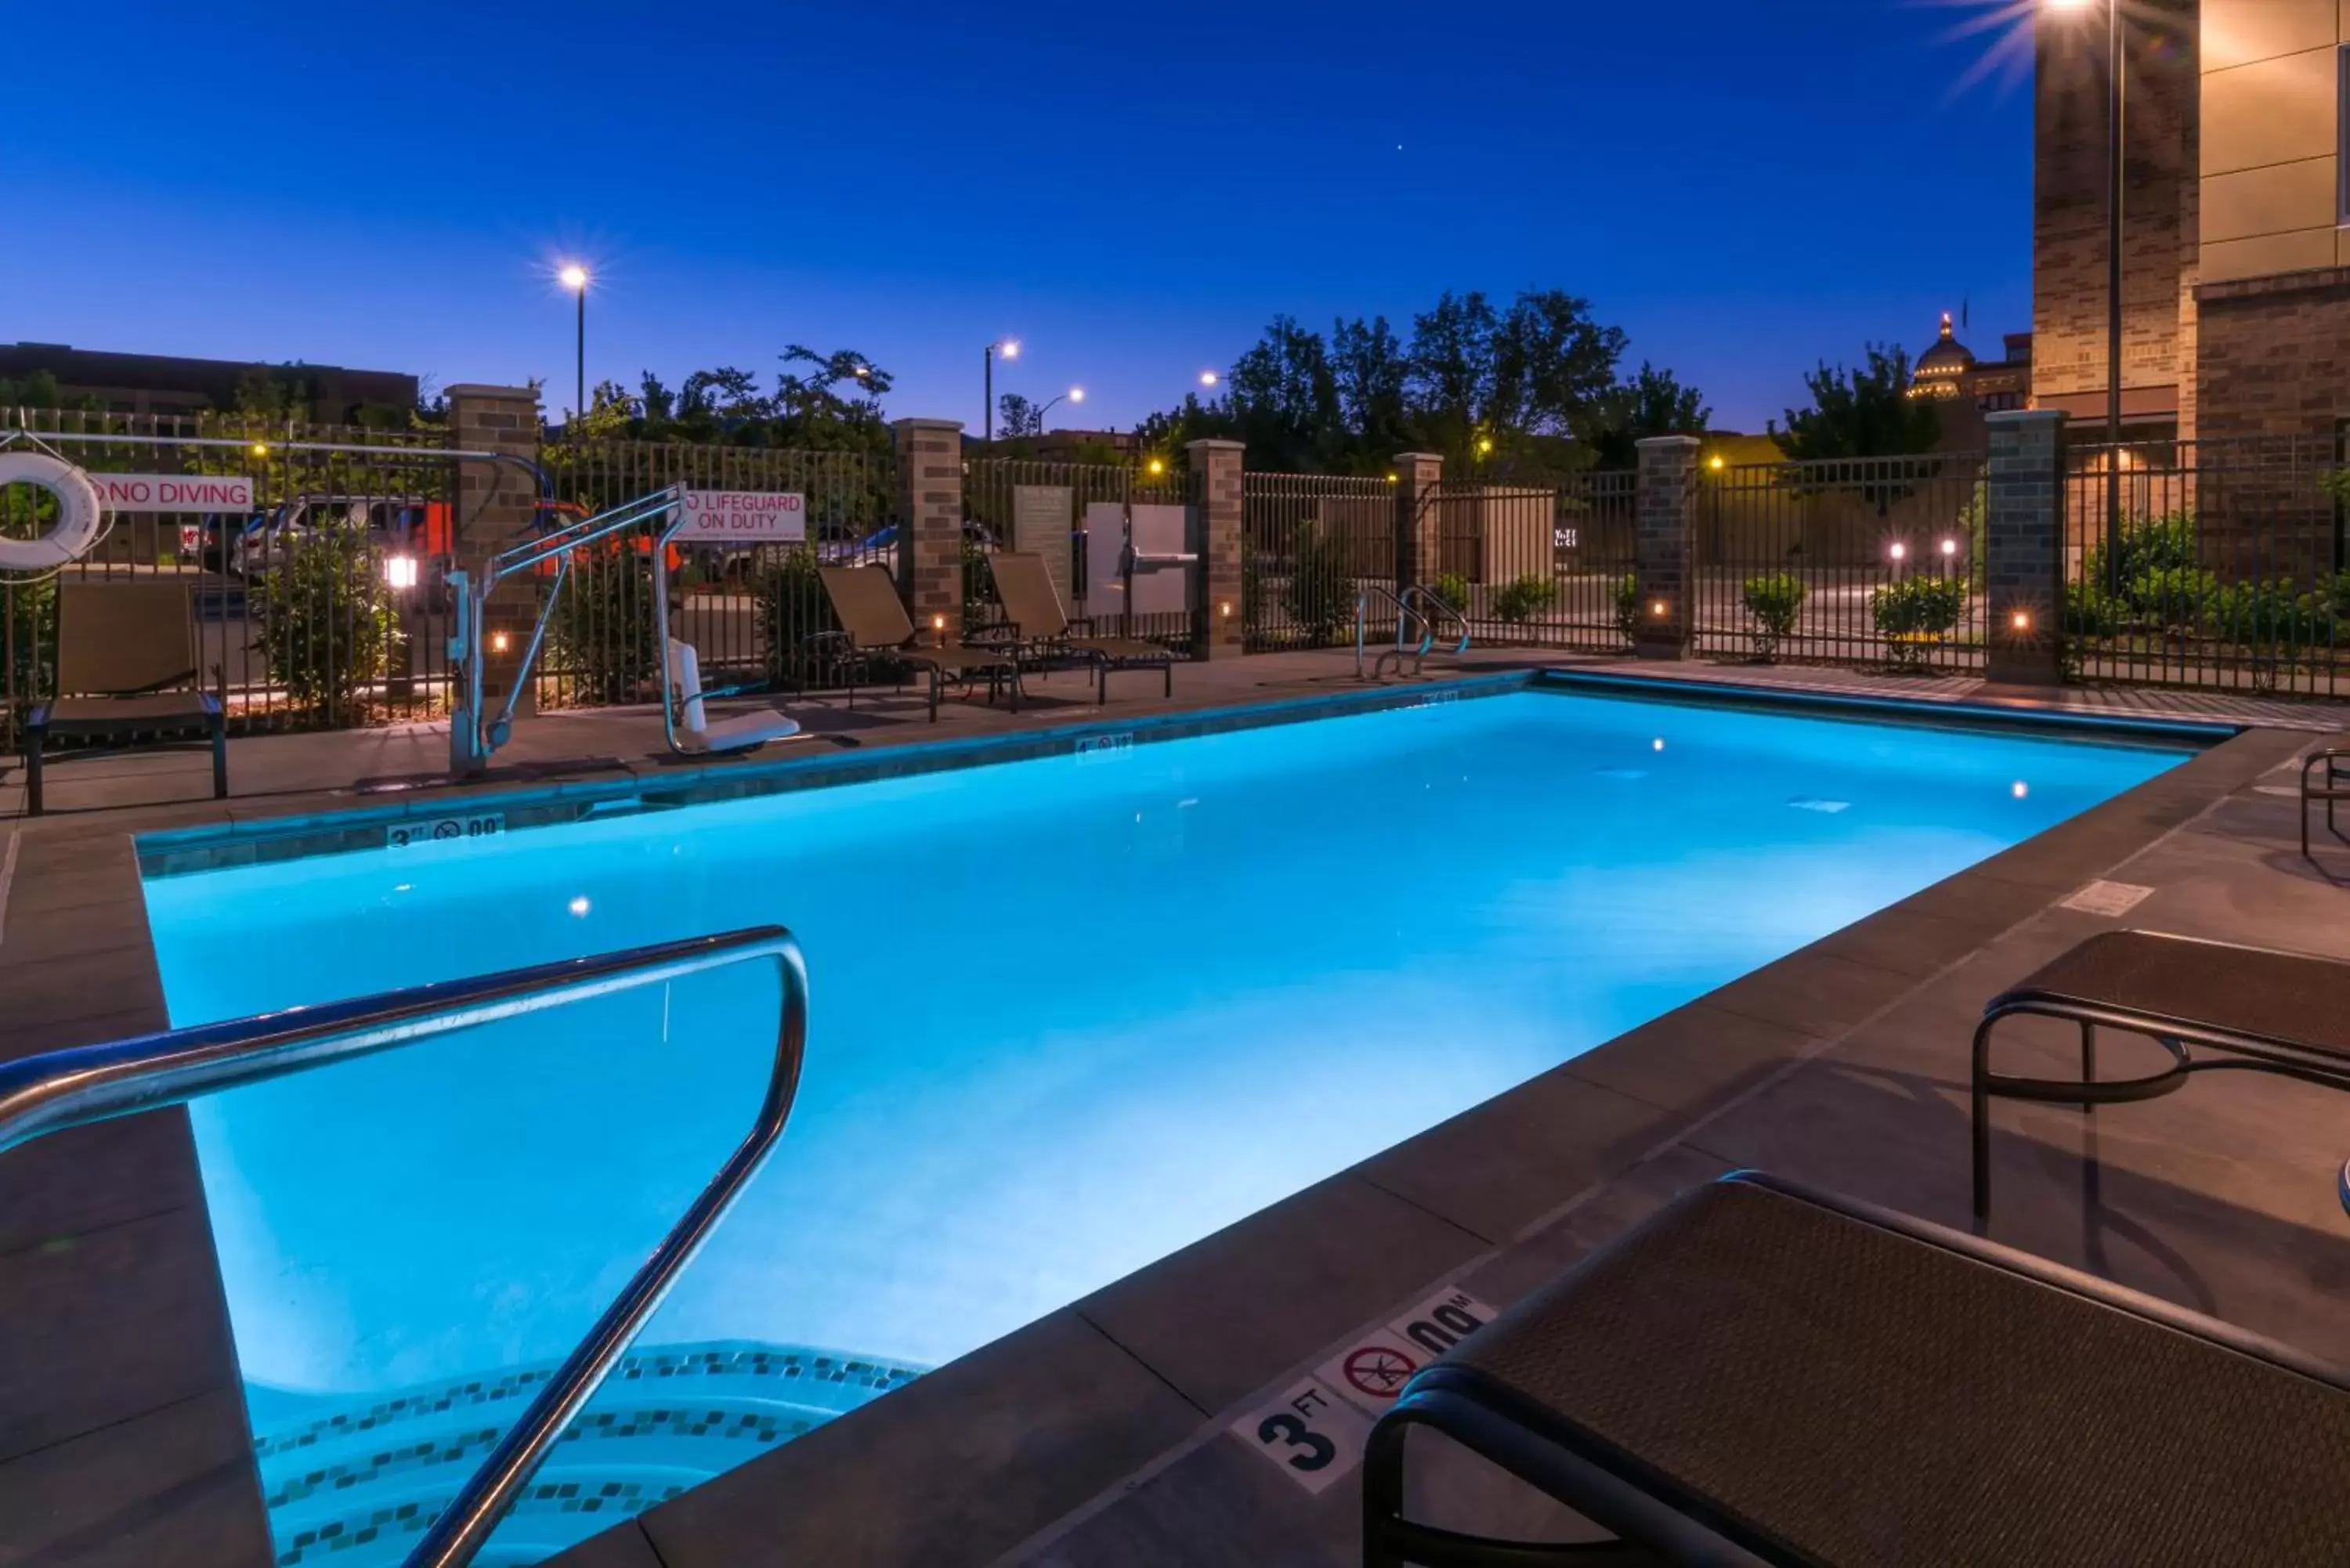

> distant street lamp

[
  {"left": 1035, "top": 387, "right": 1086, "bottom": 430},
  {"left": 984, "top": 338, "right": 1021, "bottom": 446},
  {"left": 1198, "top": 371, "right": 1220, "bottom": 388},
  {"left": 559, "top": 264, "right": 590, "bottom": 436},
  {"left": 2044, "top": 0, "right": 2125, "bottom": 586}
]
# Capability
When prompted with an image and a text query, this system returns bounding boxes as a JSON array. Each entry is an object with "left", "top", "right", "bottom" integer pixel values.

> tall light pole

[
  {"left": 984, "top": 338, "right": 1021, "bottom": 447},
  {"left": 1034, "top": 387, "right": 1086, "bottom": 430},
  {"left": 559, "top": 264, "right": 590, "bottom": 435},
  {"left": 2046, "top": 0, "right": 2125, "bottom": 585}
]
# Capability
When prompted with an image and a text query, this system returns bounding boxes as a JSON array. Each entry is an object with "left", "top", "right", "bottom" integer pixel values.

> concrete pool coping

[{"left": 0, "top": 651, "right": 2319, "bottom": 1567}]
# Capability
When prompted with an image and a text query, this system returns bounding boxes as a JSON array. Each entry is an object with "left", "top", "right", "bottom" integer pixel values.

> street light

[
  {"left": 2044, "top": 0, "right": 2124, "bottom": 588},
  {"left": 1035, "top": 387, "right": 1086, "bottom": 429},
  {"left": 984, "top": 338, "right": 1021, "bottom": 446},
  {"left": 1199, "top": 371, "right": 1220, "bottom": 388},
  {"left": 559, "top": 264, "right": 590, "bottom": 436}
]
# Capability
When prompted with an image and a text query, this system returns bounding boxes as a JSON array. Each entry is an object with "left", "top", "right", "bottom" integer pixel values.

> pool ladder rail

[
  {"left": 1357, "top": 584, "right": 1470, "bottom": 681},
  {"left": 0, "top": 925, "right": 811, "bottom": 1568}
]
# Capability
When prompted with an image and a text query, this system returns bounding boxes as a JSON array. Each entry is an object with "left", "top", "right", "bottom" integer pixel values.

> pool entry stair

[{"left": 1356, "top": 583, "right": 1470, "bottom": 681}]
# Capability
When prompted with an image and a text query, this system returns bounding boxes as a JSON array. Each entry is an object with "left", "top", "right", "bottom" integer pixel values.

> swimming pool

[{"left": 141, "top": 684, "right": 2195, "bottom": 1564}]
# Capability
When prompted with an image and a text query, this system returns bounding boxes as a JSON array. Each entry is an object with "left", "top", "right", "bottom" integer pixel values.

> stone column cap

[
  {"left": 444, "top": 384, "right": 540, "bottom": 401},
  {"left": 1986, "top": 408, "right": 2066, "bottom": 427},
  {"left": 1391, "top": 451, "right": 1444, "bottom": 463},
  {"left": 1635, "top": 434, "right": 1702, "bottom": 450},
  {"left": 1185, "top": 438, "right": 1245, "bottom": 453},
  {"left": 892, "top": 417, "right": 965, "bottom": 434}
]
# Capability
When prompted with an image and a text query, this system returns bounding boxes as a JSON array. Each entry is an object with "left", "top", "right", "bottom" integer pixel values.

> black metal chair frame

[
  {"left": 970, "top": 611, "right": 1174, "bottom": 705},
  {"left": 1971, "top": 975, "right": 2350, "bottom": 1221},
  {"left": 2303, "top": 747, "right": 2350, "bottom": 863},
  {"left": 24, "top": 688, "right": 228, "bottom": 818},
  {"left": 1362, "top": 1169, "right": 2350, "bottom": 1568},
  {"left": 794, "top": 628, "right": 1021, "bottom": 722}
]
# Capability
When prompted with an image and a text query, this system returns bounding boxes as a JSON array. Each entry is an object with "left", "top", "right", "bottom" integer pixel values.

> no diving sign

[{"left": 1231, "top": 1284, "right": 1497, "bottom": 1494}]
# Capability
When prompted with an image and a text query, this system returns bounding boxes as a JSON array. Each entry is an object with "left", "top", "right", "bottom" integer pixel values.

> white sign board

[
  {"left": 88, "top": 473, "right": 255, "bottom": 513},
  {"left": 1012, "top": 484, "right": 1075, "bottom": 605},
  {"left": 676, "top": 490, "right": 805, "bottom": 544}
]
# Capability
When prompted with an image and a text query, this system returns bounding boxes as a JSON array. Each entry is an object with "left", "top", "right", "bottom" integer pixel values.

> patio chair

[
  {"left": 1971, "top": 929, "right": 2350, "bottom": 1219},
  {"left": 2301, "top": 743, "right": 2349, "bottom": 863},
  {"left": 1364, "top": 1170, "right": 2350, "bottom": 1568},
  {"left": 814, "top": 565, "right": 1021, "bottom": 722},
  {"left": 983, "top": 551, "right": 1175, "bottom": 703},
  {"left": 24, "top": 580, "right": 226, "bottom": 816},
  {"left": 663, "top": 637, "right": 801, "bottom": 756}
]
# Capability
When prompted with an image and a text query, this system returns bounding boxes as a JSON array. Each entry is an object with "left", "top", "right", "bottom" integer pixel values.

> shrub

[
  {"left": 1740, "top": 572, "right": 1807, "bottom": 662},
  {"left": 2126, "top": 565, "right": 2218, "bottom": 634},
  {"left": 2063, "top": 580, "right": 2125, "bottom": 642},
  {"left": 2081, "top": 510, "right": 2198, "bottom": 592},
  {"left": 1491, "top": 572, "right": 1556, "bottom": 625},
  {"left": 251, "top": 520, "right": 397, "bottom": 722},
  {"left": 963, "top": 540, "right": 997, "bottom": 629},
  {"left": 1613, "top": 576, "right": 1643, "bottom": 645},
  {"left": 1284, "top": 522, "right": 1354, "bottom": 645},
  {"left": 2205, "top": 579, "right": 2334, "bottom": 659},
  {"left": 549, "top": 547, "right": 658, "bottom": 705},
  {"left": 5, "top": 573, "right": 55, "bottom": 711},
  {"left": 1430, "top": 571, "right": 1474, "bottom": 615},
  {"left": 1871, "top": 575, "right": 1967, "bottom": 670},
  {"left": 757, "top": 546, "right": 841, "bottom": 686}
]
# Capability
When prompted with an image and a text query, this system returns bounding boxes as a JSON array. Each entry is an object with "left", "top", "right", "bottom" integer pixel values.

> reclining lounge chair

[
  {"left": 1365, "top": 1170, "right": 2350, "bottom": 1567},
  {"left": 1971, "top": 929, "right": 2350, "bottom": 1220},
  {"left": 24, "top": 580, "right": 226, "bottom": 816},
  {"left": 983, "top": 551, "right": 1175, "bottom": 703},
  {"left": 815, "top": 565, "right": 1021, "bottom": 723}
]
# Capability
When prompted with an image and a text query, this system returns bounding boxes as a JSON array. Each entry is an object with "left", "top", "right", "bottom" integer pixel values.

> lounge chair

[
  {"left": 663, "top": 638, "right": 801, "bottom": 756},
  {"left": 1971, "top": 929, "right": 2350, "bottom": 1219},
  {"left": 2302, "top": 744, "right": 2349, "bottom": 862},
  {"left": 1364, "top": 1170, "right": 2350, "bottom": 1568},
  {"left": 24, "top": 580, "right": 226, "bottom": 816},
  {"left": 983, "top": 551, "right": 1175, "bottom": 703},
  {"left": 814, "top": 565, "right": 1021, "bottom": 722}
]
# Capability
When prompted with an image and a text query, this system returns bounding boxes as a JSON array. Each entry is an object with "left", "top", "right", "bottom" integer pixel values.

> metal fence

[
  {"left": 1695, "top": 453, "right": 1987, "bottom": 673},
  {"left": 2063, "top": 434, "right": 2349, "bottom": 695},
  {"left": 1242, "top": 471, "right": 1395, "bottom": 651},
  {"left": 3, "top": 409, "right": 462, "bottom": 749},
  {"left": 535, "top": 440, "right": 895, "bottom": 706},
  {"left": 964, "top": 456, "right": 1199, "bottom": 650},
  {"left": 1428, "top": 471, "right": 1638, "bottom": 652}
]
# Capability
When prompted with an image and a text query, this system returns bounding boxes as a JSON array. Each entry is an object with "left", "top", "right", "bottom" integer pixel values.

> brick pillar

[
  {"left": 893, "top": 418, "right": 966, "bottom": 643},
  {"left": 447, "top": 384, "right": 543, "bottom": 718},
  {"left": 1187, "top": 439, "right": 1245, "bottom": 659},
  {"left": 1633, "top": 435, "right": 1699, "bottom": 659},
  {"left": 1392, "top": 452, "right": 1444, "bottom": 592},
  {"left": 1984, "top": 410, "right": 2066, "bottom": 686}
]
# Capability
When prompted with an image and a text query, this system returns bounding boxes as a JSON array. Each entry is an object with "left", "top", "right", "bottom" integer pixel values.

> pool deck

[{"left": 2, "top": 649, "right": 2345, "bottom": 1567}]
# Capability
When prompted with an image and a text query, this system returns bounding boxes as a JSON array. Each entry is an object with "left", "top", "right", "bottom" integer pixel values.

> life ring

[{"left": 0, "top": 452, "right": 105, "bottom": 571}]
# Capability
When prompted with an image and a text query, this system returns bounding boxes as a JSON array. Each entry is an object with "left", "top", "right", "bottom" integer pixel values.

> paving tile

[
  {"left": 1077, "top": 1175, "right": 1487, "bottom": 1415},
  {"left": 1460, "top": 1143, "right": 1737, "bottom": 1310},
  {"left": 1803, "top": 906, "right": 1998, "bottom": 980},
  {"left": 1352, "top": 1066, "right": 1667, "bottom": 1243},
  {"left": 1558, "top": 1003, "right": 1824, "bottom": 1128},
  {"left": 0, "top": 1006, "right": 170, "bottom": 1063},
  {"left": 1877, "top": 871, "right": 2054, "bottom": 941},
  {"left": 1694, "top": 949, "right": 1921, "bottom": 1038},
  {"left": 1013, "top": 1434, "right": 1354, "bottom": 1568},
  {"left": 622, "top": 1310, "right": 1199, "bottom": 1568},
  {"left": 0, "top": 1206, "right": 242, "bottom": 1465},
  {"left": 0, "top": 892, "right": 154, "bottom": 969},
  {"left": 0, "top": 1386, "right": 270, "bottom": 1568},
  {"left": 534, "top": 1519, "right": 665, "bottom": 1568},
  {"left": 0, "top": 1110, "right": 204, "bottom": 1259},
  {"left": 0, "top": 946, "right": 164, "bottom": 1031}
]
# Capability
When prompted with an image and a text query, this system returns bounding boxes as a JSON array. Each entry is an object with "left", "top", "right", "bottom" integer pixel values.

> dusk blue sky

[{"left": 7, "top": 0, "right": 2034, "bottom": 435}]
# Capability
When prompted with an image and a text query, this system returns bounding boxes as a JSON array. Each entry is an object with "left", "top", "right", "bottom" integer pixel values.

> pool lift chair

[{"left": 446, "top": 485, "right": 798, "bottom": 775}]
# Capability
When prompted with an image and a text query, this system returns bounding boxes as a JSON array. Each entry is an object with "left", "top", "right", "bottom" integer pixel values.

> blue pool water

[{"left": 142, "top": 688, "right": 2190, "bottom": 1563}]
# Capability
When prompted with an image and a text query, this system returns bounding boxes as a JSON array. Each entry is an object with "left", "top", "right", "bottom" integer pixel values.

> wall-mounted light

[
  {"left": 1650, "top": 600, "right": 1668, "bottom": 618},
  {"left": 1220, "top": 601, "right": 1233, "bottom": 619},
  {"left": 2010, "top": 609, "right": 2033, "bottom": 633},
  {"left": 490, "top": 630, "right": 513, "bottom": 655}
]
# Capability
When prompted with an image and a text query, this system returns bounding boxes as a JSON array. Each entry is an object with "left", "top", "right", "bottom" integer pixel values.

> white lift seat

[{"left": 665, "top": 638, "right": 801, "bottom": 755}]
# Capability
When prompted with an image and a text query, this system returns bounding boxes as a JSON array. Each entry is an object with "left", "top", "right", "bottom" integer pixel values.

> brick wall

[
  {"left": 1187, "top": 439, "right": 1245, "bottom": 659},
  {"left": 2195, "top": 266, "right": 2350, "bottom": 445},
  {"left": 1633, "top": 436, "right": 1697, "bottom": 659},
  {"left": 2032, "top": 0, "right": 2198, "bottom": 416},
  {"left": 447, "top": 385, "right": 544, "bottom": 718},
  {"left": 892, "top": 419, "right": 965, "bottom": 642},
  {"left": 1983, "top": 410, "right": 2065, "bottom": 686},
  {"left": 1391, "top": 453, "right": 1444, "bottom": 591}
]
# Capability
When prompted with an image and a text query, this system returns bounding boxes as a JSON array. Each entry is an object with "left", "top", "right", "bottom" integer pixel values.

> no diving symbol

[
  {"left": 1343, "top": 1344, "right": 1416, "bottom": 1400},
  {"left": 432, "top": 821, "right": 462, "bottom": 840}
]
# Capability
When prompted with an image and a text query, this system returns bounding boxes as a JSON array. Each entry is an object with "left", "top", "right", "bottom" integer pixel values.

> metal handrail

[
  {"left": 0, "top": 924, "right": 810, "bottom": 1568},
  {"left": 1399, "top": 584, "right": 1470, "bottom": 654},
  {"left": 1355, "top": 584, "right": 1470, "bottom": 678}
]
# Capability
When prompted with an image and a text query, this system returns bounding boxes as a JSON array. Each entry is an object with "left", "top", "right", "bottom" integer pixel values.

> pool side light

[
  {"left": 2012, "top": 782, "right": 2030, "bottom": 800},
  {"left": 569, "top": 895, "right": 591, "bottom": 916}
]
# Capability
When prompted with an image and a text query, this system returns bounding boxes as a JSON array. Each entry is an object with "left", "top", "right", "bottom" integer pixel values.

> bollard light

[{"left": 383, "top": 555, "right": 419, "bottom": 591}]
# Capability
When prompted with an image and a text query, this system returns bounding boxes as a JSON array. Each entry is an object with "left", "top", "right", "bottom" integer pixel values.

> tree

[
  {"left": 1772, "top": 345, "right": 1941, "bottom": 462},
  {"left": 997, "top": 393, "right": 1042, "bottom": 439},
  {"left": 1225, "top": 315, "right": 1343, "bottom": 471},
  {"left": 1332, "top": 316, "right": 1412, "bottom": 464},
  {"left": 1589, "top": 363, "right": 1712, "bottom": 471},
  {"left": 1406, "top": 291, "right": 1501, "bottom": 461}
]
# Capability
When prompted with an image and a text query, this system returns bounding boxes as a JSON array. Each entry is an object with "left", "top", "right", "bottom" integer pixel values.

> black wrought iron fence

[
  {"left": 1696, "top": 453, "right": 1987, "bottom": 672},
  {"left": 2, "top": 408, "right": 461, "bottom": 749},
  {"left": 1427, "top": 471, "right": 1638, "bottom": 652},
  {"left": 965, "top": 456, "right": 1198, "bottom": 651},
  {"left": 1242, "top": 471, "right": 1394, "bottom": 651},
  {"left": 2063, "top": 435, "right": 2350, "bottom": 694},
  {"left": 535, "top": 440, "right": 895, "bottom": 706}
]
